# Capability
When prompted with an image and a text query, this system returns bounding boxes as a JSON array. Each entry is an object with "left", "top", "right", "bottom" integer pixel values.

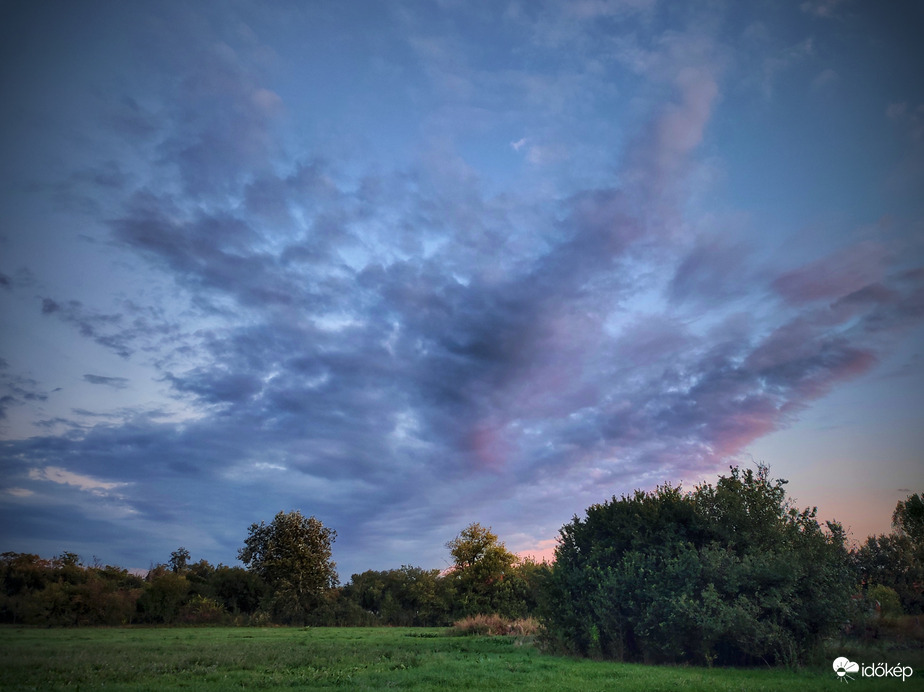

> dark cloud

[
  {"left": 83, "top": 375, "right": 129, "bottom": 389},
  {"left": 0, "top": 371, "right": 50, "bottom": 422},
  {"left": 39, "top": 295, "right": 184, "bottom": 361}
]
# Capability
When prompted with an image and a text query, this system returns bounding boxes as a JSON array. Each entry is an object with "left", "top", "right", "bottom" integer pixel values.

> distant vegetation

[
  {"left": 0, "top": 513, "right": 548, "bottom": 628},
  {"left": 2, "top": 466, "right": 921, "bottom": 670}
]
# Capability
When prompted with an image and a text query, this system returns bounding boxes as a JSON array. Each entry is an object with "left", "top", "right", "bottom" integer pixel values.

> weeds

[{"left": 450, "top": 614, "right": 540, "bottom": 637}]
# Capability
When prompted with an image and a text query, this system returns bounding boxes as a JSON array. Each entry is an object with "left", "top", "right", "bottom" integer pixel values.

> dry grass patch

[{"left": 451, "top": 614, "right": 540, "bottom": 637}]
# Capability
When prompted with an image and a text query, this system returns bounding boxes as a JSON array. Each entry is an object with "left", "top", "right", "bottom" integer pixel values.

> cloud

[
  {"left": 3, "top": 0, "right": 924, "bottom": 575},
  {"left": 39, "top": 296, "right": 173, "bottom": 360},
  {"left": 811, "top": 68, "right": 839, "bottom": 91},
  {"left": 4, "top": 488, "right": 34, "bottom": 498},
  {"left": 772, "top": 242, "right": 887, "bottom": 305},
  {"left": 670, "top": 237, "right": 754, "bottom": 305},
  {"left": 83, "top": 375, "right": 129, "bottom": 389},
  {"left": 567, "top": 0, "right": 655, "bottom": 20},
  {"left": 160, "top": 40, "right": 284, "bottom": 197},
  {"left": 887, "top": 102, "right": 924, "bottom": 144},
  {"left": 623, "top": 65, "right": 719, "bottom": 207},
  {"left": 28, "top": 466, "right": 127, "bottom": 495},
  {"left": 800, "top": 0, "right": 849, "bottom": 19},
  {"left": 0, "top": 368, "right": 50, "bottom": 422}
]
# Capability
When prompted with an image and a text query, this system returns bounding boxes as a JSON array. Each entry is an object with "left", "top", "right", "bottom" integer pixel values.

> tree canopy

[
  {"left": 238, "top": 510, "right": 338, "bottom": 624},
  {"left": 444, "top": 523, "right": 543, "bottom": 619},
  {"left": 892, "top": 493, "right": 924, "bottom": 548},
  {"left": 543, "top": 465, "right": 853, "bottom": 666}
]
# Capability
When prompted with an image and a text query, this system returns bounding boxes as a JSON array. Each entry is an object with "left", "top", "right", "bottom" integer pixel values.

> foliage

[
  {"left": 846, "top": 492, "right": 924, "bottom": 616},
  {"left": 169, "top": 547, "right": 191, "bottom": 573},
  {"left": 892, "top": 493, "right": 924, "bottom": 548},
  {"left": 0, "top": 552, "right": 144, "bottom": 626},
  {"left": 343, "top": 565, "right": 450, "bottom": 626},
  {"left": 543, "top": 465, "right": 854, "bottom": 666},
  {"left": 178, "top": 594, "right": 227, "bottom": 624},
  {"left": 207, "top": 565, "right": 266, "bottom": 615},
  {"left": 238, "top": 510, "right": 338, "bottom": 624},
  {"left": 0, "top": 522, "right": 544, "bottom": 627},
  {"left": 137, "top": 565, "right": 190, "bottom": 623},
  {"left": 444, "top": 523, "right": 539, "bottom": 619},
  {"left": 866, "top": 584, "right": 904, "bottom": 618}
]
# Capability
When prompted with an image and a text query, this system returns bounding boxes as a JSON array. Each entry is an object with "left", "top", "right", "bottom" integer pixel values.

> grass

[{"left": 0, "top": 626, "right": 920, "bottom": 691}]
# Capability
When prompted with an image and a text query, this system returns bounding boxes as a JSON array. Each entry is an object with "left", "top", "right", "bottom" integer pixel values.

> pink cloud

[
  {"left": 650, "top": 67, "right": 718, "bottom": 184},
  {"left": 772, "top": 241, "right": 886, "bottom": 305},
  {"left": 515, "top": 537, "right": 558, "bottom": 565},
  {"left": 710, "top": 405, "right": 781, "bottom": 457}
]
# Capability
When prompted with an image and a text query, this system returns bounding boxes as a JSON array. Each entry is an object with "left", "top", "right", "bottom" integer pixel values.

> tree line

[
  {"left": 1, "top": 465, "right": 921, "bottom": 667},
  {"left": 0, "top": 516, "right": 547, "bottom": 628}
]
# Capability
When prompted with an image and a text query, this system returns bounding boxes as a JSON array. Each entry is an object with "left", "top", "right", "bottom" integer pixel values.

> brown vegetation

[{"left": 451, "top": 613, "right": 540, "bottom": 637}]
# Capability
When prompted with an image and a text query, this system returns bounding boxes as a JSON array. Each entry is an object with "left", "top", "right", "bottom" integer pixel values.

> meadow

[{"left": 1, "top": 626, "right": 908, "bottom": 691}]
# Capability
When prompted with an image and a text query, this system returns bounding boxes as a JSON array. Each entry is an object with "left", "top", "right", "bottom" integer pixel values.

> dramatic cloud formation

[{"left": 1, "top": 1, "right": 922, "bottom": 575}]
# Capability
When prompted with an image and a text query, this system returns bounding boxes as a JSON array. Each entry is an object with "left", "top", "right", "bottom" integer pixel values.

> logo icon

[{"left": 833, "top": 657, "right": 859, "bottom": 683}]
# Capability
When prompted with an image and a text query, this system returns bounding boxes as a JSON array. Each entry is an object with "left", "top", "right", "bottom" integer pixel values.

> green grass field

[{"left": 0, "top": 626, "right": 918, "bottom": 691}]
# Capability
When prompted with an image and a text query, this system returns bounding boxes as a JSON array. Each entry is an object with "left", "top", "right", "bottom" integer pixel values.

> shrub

[
  {"left": 178, "top": 595, "right": 227, "bottom": 624},
  {"left": 542, "top": 465, "right": 854, "bottom": 666},
  {"left": 867, "top": 584, "right": 904, "bottom": 618}
]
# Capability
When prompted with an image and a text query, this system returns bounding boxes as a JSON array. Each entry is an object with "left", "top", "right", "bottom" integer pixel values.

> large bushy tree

[
  {"left": 445, "top": 523, "right": 531, "bottom": 618},
  {"left": 238, "top": 510, "right": 338, "bottom": 623},
  {"left": 543, "top": 465, "right": 853, "bottom": 666}
]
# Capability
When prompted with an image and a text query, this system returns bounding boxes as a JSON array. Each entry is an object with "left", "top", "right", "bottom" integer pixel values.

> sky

[{"left": 1, "top": 0, "right": 923, "bottom": 578}]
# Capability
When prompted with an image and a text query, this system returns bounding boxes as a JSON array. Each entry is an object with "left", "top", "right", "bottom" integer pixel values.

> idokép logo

[
  {"left": 832, "top": 656, "right": 914, "bottom": 683},
  {"left": 833, "top": 657, "right": 859, "bottom": 682}
]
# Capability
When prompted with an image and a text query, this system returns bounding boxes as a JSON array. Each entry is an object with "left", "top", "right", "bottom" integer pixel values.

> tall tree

[
  {"left": 445, "top": 523, "right": 522, "bottom": 617},
  {"left": 168, "top": 547, "right": 190, "bottom": 574},
  {"left": 238, "top": 510, "right": 337, "bottom": 623},
  {"left": 892, "top": 493, "right": 924, "bottom": 549}
]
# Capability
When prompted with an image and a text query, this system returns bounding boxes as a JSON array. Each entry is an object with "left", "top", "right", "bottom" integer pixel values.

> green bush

[
  {"left": 867, "top": 584, "right": 904, "bottom": 618},
  {"left": 178, "top": 595, "right": 227, "bottom": 624},
  {"left": 542, "top": 465, "right": 853, "bottom": 666}
]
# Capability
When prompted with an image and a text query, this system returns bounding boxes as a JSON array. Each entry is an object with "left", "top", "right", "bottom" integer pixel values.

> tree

[
  {"left": 445, "top": 523, "right": 523, "bottom": 618},
  {"left": 851, "top": 533, "right": 923, "bottom": 615},
  {"left": 849, "top": 493, "right": 924, "bottom": 615},
  {"left": 892, "top": 493, "right": 924, "bottom": 549},
  {"left": 209, "top": 566, "right": 265, "bottom": 616},
  {"left": 344, "top": 566, "right": 447, "bottom": 626},
  {"left": 169, "top": 547, "right": 190, "bottom": 574},
  {"left": 238, "top": 510, "right": 338, "bottom": 624},
  {"left": 137, "top": 565, "right": 190, "bottom": 623},
  {"left": 543, "top": 465, "right": 853, "bottom": 666}
]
